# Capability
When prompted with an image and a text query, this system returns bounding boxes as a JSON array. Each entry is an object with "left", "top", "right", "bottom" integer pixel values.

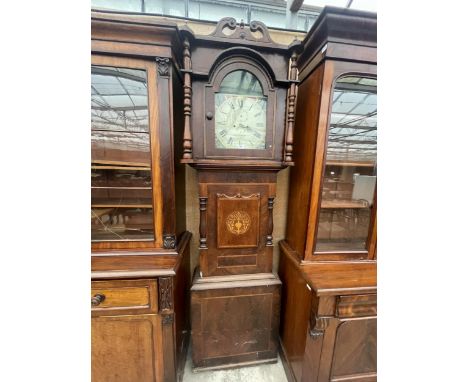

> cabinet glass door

[
  {"left": 316, "top": 76, "right": 377, "bottom": 252},
  {"left": 91, "top": 65, "right": 154, "bottom": 242}
]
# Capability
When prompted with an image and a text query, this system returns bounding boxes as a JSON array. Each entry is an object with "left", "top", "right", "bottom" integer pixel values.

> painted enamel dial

[{"left": 214, "top": 93, "right": 267, "bottom": 150}]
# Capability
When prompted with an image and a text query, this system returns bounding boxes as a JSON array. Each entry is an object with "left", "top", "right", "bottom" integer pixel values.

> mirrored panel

[
  {"left": 91, "top": 65, "right": 154, "bottom": 242},
  {"left": 316, "top": 76, "right": 377, "bottom": 252}
]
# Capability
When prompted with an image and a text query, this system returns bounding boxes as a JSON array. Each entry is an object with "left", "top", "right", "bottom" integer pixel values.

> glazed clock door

[
  {"left": 204, "top": 61, "right": 276, "bottom": 159},
  {"left": 214, "top": 70, "right": 267, "bottom": 150}
]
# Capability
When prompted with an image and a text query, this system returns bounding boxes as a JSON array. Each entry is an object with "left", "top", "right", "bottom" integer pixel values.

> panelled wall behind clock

[{"left": 179, "top": 18, "right": 301, "bottom": 370}]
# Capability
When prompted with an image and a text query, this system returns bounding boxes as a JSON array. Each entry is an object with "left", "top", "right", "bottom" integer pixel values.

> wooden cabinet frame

[
  {"left": 287, "top": 60, "right": 377, "bottom": 262},
  {"left": 284, "top": 6, "right": 377, "bottom": 263},
  {"left": 91, "top": 12, "right": 188, "bottom": 254}
]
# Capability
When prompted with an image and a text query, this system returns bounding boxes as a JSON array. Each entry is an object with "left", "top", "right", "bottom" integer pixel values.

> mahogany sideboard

[
  {"left": 279, "top": 241, "right": 376, "bottom": 382},
  {"left": 92, "top": 234, "right": 191, "bottom": 382}
]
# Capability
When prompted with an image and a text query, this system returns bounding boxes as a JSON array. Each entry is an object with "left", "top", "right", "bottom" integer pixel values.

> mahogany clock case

[
  {"left": 91, "top": 12, "right": 192, "bottom": 382},
  {"left": 278, "top": 7, "right": 377, "bottom": 382},
  {"left": 179, "top": 19, "right": 301, "bottom": 371}
]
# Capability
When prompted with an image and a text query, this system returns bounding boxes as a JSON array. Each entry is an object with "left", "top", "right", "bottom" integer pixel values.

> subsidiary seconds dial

[{"left": 214, "top": 93, "right": 267, "bottom": 150}]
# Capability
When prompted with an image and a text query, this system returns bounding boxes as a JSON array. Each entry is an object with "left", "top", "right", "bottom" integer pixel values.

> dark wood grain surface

[
  {"left": 191, "top": 269, "right": 281, "bottom": 371},
  {"left": 91, "top": 231, "right": 191, "bottom": 279},
  {"left": 300, "top": 262, "right": 376, "bottom": 296}
]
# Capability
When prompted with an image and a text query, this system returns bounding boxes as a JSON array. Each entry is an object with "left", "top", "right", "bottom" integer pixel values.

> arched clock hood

[{"left": 179, "top": 17, "right": 302, "bottom": 168}]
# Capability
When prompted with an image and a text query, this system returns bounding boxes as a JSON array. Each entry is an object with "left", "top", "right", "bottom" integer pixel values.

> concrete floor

[{"left": 182, "top": 344, "right": 288, "bottom": 382}]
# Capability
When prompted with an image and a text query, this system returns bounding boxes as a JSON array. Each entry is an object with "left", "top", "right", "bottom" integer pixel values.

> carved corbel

[
  {"left": 155, "top": 57, "right": 170, "bottom": 77},
  {"left": 309, "top": 315, "right": 331, "bottom": 340},
  {"left": 158, "top": 277, "right": 173, "bottom": 312},
  {"left": 163, "top": 234, "right": 176, "bottom": 249},
  {"left": 162, "top": 314, "right": 174, "bottom": 325}
]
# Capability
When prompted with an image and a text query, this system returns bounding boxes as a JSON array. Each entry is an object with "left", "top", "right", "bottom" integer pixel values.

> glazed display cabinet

[
  {"left": 278, "top": 7, "right": 377, "bottom": 382},
  {"left": 91, "top": 12, "right": 191, "bottom": 382}
]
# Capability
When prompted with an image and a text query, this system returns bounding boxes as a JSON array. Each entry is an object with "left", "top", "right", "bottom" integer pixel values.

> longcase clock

[{"left": 179, "top": 18, "right": 301, "bottom": 370}]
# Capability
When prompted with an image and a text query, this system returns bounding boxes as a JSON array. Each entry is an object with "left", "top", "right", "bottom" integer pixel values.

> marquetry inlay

[{"left": 225, "top": 211, "right": 251, "bottom": 235}]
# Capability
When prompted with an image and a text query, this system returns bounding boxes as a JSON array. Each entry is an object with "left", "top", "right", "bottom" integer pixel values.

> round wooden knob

[
  {"left": 91, "top": 293, "right": 106, "bottom": 306},
  {"left": 206, "top": 112, "right": 213, "bottom": 120}
]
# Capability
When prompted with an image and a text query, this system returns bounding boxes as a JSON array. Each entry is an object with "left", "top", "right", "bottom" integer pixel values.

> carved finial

[
  {"left": 183, "top": 37, "right": 190, "bottom": 50},
  {"left": 291, "top": 50, "right": 298, "bottom": 70},
  {"left": 209, "top": 17, "right": 274, "bottom": 44}
]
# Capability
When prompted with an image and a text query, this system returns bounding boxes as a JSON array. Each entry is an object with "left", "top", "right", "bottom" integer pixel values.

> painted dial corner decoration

[{"left": 215, "top": 70, "right": 267, "bottom": 150}]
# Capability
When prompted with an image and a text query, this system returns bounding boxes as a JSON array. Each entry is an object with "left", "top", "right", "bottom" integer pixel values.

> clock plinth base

[{"left": 190, "top": 269, "right": 281, "bottom": 371}]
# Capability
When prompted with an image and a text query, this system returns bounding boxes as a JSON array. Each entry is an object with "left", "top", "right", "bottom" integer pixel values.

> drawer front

[
  {"left": 336, "top": 294, "right": 377, "bottom": 318},
  {"left": 91, "top": 279, "right": 157, "bottom": 316}
]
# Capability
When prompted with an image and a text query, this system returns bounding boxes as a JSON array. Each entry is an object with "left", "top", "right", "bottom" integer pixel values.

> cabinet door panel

[
  {"left": 202, "top": 182, "right": 272, "bottom": 276},
  {"left": 331, "top": 317, "right": 377, "bottom": 379},
  {"left": 91, "top": 315, "right": 161, "bottom": 382}
]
